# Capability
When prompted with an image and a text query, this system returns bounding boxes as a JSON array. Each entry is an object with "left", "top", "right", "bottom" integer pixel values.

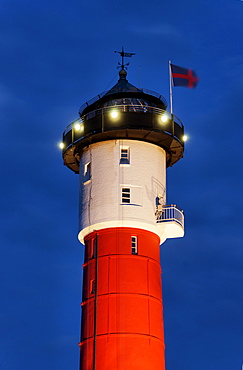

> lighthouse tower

[{"left": 61, "top": 53, "right": 185, "bottom": 370}]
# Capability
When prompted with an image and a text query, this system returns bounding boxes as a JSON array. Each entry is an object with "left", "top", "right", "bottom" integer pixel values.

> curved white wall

[{"left": 78, "top": 139, "right": 176, "bottom": 243}]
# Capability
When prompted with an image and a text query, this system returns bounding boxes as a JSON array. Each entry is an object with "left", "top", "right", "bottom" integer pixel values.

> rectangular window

[
  {"left": 122, "top": 188, "right": 130, "bottom": 203},
  {"left": 120, "top": 146, "right": 130, "bottom": 165},
  {"left": 131, "top": 236, "right": 138, "bottom": 254},
  {"left": 120, "top": 185, "right": 142, "bottom": 206},
  {"left": 83, "top": 162, "right": 91, "bottom": 183},
  {"left": 90, "top": 279, "right": 96, "bottom": 295},
  {"left": 90, "top": 238, "right": 96, "bottom": 259}
]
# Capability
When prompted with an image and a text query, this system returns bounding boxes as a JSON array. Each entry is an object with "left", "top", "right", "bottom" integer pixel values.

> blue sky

[{"left": 1, "top": 0, "right": 243, "bottom": 369}]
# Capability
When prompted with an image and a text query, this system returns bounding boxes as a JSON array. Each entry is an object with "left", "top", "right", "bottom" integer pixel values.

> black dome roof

[{"left": 79, "top": 69, "right": 167, "bottom": 117}]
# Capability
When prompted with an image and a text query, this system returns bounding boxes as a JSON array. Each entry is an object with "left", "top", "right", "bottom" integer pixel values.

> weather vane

[{"left": 114, "top": 47, "right": 136, "bottom": 70}]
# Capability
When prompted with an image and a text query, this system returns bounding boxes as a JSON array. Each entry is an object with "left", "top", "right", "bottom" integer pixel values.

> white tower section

[{"left": 78, "top": 139, "right": 183, "bottom": 244}]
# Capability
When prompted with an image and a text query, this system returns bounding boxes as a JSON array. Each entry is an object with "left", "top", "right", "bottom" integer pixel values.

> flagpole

[{"left": 169, "top": 60, "right": 173, "bottom": 114}]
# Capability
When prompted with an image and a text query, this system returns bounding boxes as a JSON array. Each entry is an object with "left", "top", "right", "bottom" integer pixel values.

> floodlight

[
  {"left": 59, "top": 142, "right": 65, "bottom": 149},
  {"left": 182, "top": 135, "right": 188, "bottom": 142},
  {"left": 161, "top": 114, "right": 169, "bottom": 123},
  {"left": 110, "top": 110, "right": 119, "bottom": 118},
  {"left": 74, "top": 123, "right": 82, "bottom": 131}
]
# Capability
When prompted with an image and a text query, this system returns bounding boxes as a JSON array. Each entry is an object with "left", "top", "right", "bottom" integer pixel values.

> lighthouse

[{"left": 61, "top": 51, "right": 185, "bottom": 369}]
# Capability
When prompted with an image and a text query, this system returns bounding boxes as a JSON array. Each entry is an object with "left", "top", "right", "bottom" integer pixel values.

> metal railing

[
  {"left": 78, "top": 88, "right": 167, "bottom": 115},
  {"left": 63, "top": 105, "right": 183, "bottom": 136},
  {"left": 156, "top": 205, "right": 184, "bottom": 228}
]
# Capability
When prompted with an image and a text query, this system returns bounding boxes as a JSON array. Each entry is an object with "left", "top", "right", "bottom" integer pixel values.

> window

[
  {"left": 131, "top": 236, "right": 138, "bottom": 254},
  {"left": 83, "top": 162, "right": 91, "bottom": 183},
  {"left": 121, "top": 188, "right": 130, "bottom": 203},
  {"left": 90, "top": 238, "right": 96, "bottom": 259},
  {"left": 120, "top": 146, "right": 130, "bottom": 165},
  {"left": 120, "top": 186, "right": 142, "bottom": 206},
  {"left": 90, "top": 279, "right": 96, "bottom": 295}
]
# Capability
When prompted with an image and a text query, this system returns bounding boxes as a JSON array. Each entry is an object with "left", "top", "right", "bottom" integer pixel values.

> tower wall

[
  {"left": 79, "top": 228, "right": 165, "bottom": 370},
  {"left": 78, "top": 139, "right": 167, "bottom": 243}
]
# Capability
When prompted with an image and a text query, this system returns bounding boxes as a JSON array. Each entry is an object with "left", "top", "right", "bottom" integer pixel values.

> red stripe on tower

[{"left": 80, "top": 228, "right": 165, "bottom": 370}]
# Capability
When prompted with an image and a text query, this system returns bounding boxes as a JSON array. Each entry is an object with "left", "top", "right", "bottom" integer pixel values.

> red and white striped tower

[{"left": 61, "top": 58, "right": 185, "bottom": 369}]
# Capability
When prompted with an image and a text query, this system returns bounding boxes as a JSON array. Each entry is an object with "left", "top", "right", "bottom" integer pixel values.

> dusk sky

[{"left": 1, "top": 0, "right": 243, "bottom": 369}]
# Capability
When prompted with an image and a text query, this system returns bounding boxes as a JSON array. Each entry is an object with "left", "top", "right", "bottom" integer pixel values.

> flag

[
  {"left": 123, "top": 52, "right": 136, "bottom": 57},
  {"left": 170, "top": 64, "right": 199, "bottom": 88}
]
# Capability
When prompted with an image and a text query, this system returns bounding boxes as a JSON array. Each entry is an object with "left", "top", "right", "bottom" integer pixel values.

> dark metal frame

[{"left": 62, "top": 105, "right": 184, "bottom": 173}]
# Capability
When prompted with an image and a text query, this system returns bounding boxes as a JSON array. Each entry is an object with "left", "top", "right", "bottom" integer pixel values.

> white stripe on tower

[{"left": 78, "top": 139, "right": 182, "bottom": 244}]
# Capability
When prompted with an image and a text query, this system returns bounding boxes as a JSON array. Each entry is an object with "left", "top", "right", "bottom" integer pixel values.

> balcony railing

[
  {"left": 63, "top": 105, "right": 183, "bottom": 136},
  {"left": 62, "top": 104, "right": 185, "bottom": 172},
  {"left": 78, "top": 88, "right": 168, "bottom": 116},
  {"left": 156, "top": 205, "right": 184, "bottom": 228}
]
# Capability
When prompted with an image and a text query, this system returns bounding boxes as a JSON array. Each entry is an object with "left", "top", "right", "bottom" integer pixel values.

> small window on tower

[
  {"left": 90, "top": 238, "right": 97, "bottom": 259},
  {"left": 131, "top": 236, "right": 138, "bottom": 254},
  {"left": 120, "top": 185, "right": 142, "bottom": 206},
  {"left": 121, "top": 188, "right": 130, "bottom": 203},
  {"left": 90, "top": 279, "right": 96, "bottom": 295},
  {"left": 120, "top": 146, "right": 130, "bottom": 165},
  {"left": 84, "top": 162, "right": 91, "bottom": 184}
]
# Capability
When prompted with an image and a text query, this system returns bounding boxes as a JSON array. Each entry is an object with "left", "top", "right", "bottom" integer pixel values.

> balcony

[
  {"left": 61, "top": 105, "right": 185, "bottom": 173},
  {"left": 156, "top": 205, "right": 184, "bottom": 239}
]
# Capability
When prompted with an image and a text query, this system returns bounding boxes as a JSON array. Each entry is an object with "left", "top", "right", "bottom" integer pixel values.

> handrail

[
  {"left": 63, "top": 105, "right": 183, "bottom": 136},
  {"left": 156, "top": 205, "right": 184, "bottom": 228},
  {"left": 78, "top": 88, "right": 167, "bottom": 115}
]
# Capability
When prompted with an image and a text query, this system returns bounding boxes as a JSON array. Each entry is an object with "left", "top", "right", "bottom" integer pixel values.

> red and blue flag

[{"left": 171, "top": 64, "right": 199, "bottom": 88}]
